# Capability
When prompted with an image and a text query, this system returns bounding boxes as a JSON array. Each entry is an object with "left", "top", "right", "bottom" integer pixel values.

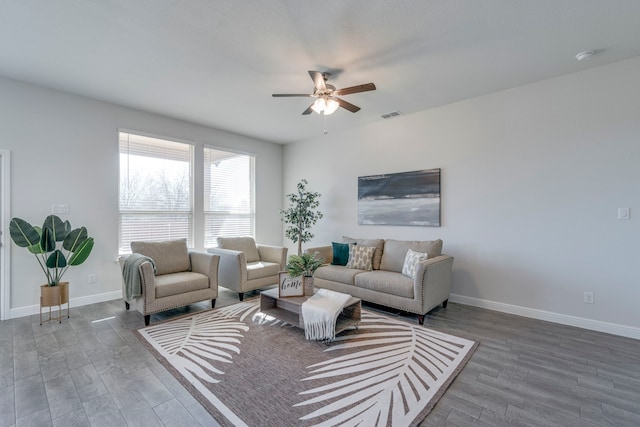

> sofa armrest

[
  {"left": 190, "top": 251, "right": 220, "bottom": 288},
  {"left": 305, "top": 246, "right": 333, "bottom": 265},
  {"left": 207, "top": 247, "right": 247, "bottom": 285},
  {"left": 257, "top": 244, "right": 288, "bottom": 269},
  {"left": 139, "top": 261, "right": 157, "bottom": 304},
  {"left": 414, "top": 255, "right": 454, "bottom": 312}
]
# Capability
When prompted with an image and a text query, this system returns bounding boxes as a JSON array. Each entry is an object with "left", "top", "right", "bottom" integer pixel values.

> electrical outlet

[
  {"left": 583, "top": 291, "right": 594, "bottom": 304},
  {"left": 618, "top": 208, "right": 630, "bottom": 220},
  {"left": 88, "top": 273, "right": 96, "bottom": 284}
]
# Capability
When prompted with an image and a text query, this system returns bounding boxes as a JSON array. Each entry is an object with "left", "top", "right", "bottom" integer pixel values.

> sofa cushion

[
  {"left": 380, "top": 239, "right": 443, "bottom": 273},
  {"left": 342, "top": 236, "right": 385, "bottom": 270},
  {"left": 217, "top": 236, "right": 260, "bottom": 263},
  {"left": 131, "top": 239, "right": 190, "bottom": 275},
  {"left": 346, "top": 245, "right": 376, "bottom": 271},
  {"left": 154, "top": 271, "right": 209, "bottom": 298},
  {"left": 402, "top": 249, "right": 429, "bottom": 279},
  {"left": 355, "top": 271, "right": 414, "bottom": 299},
  {"left": 331, "top": 242, "right": 351, "bottom": 266},
  {"left": 315, "top": 265, "right": 363, "bottom": 286},
  {"left": 246, "top": 261, "right": 281, "bottom": 280}
]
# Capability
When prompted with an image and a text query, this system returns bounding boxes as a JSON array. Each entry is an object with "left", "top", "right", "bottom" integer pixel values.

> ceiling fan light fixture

[
  {"left": 311, "top": 97, "right": 339, "bottom": 115},
  {"left": 324, "top": 98, "right": 339, "bottom": 115},
  {"left": 311, "top": 98, "right": 326, "bottom": 114}
]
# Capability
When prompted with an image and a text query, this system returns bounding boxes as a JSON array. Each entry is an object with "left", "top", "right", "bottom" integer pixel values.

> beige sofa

[
  {"left": 207, "top": 237, "right": 287, "bottom": 301},
  {"left": 306, "top": 237, "right": 453, "bottom": 324},
  {"left": 120, "top": 239, "right": 219, "bottom": 326}
]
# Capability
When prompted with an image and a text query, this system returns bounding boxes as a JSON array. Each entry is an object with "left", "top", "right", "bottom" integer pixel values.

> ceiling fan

[{"left": 272, "top": 71, "right": 376, "bottom": 115}]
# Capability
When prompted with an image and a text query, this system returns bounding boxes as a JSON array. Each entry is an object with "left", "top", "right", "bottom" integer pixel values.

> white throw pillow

[
  {"left": 402, "top": 249, "right": 429, "bottom": 279},
  {"left": 346, "top": 245, "right": 376, "bottom": 271}
]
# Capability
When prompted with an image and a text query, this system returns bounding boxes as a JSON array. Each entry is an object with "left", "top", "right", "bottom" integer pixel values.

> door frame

[{"left": 0, "top": 150, "right": 10, "bottom": 320}]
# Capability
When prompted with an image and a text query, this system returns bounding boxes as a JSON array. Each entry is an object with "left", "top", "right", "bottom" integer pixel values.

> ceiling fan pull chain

[{"left": 323, "top": 112, "right": 328, "bottom": 135}]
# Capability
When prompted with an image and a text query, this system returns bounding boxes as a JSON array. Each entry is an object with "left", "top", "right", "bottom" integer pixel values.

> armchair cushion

[
  {"left": 246, "top": 261, "right": 281, "bottom": 280},
  {"left": 217, "top": 237, "right": 260, "bottom": 263},
  {"left": 154, "top": 272, "right": 210, "bottom": 298},
  {"left": 131, "top": 239, "right": 191, "bottom": 275}
]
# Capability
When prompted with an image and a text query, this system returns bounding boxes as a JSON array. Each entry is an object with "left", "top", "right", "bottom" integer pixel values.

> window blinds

[
  {"left": 203, "top": 147, "right": 255, "bottom": 247},
  {"left": 119, "top": 132, "right": 193, "bottom": 253}
]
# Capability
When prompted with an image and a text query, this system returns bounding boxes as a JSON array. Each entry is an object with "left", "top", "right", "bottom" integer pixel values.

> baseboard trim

[
  {"left": 9, "top": 290, "right": 122, "bottom": 320},
  {"left": 449, "top": 293, "right": 640, "bottom": 340}
]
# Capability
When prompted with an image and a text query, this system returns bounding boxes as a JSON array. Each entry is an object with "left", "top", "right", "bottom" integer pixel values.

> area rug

[{"left": 136, "top": 300, "right": 477, "bottom": 427}]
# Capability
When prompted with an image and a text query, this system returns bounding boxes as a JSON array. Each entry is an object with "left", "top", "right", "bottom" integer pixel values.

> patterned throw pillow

[
  {"left": 402, "top": 249, "right": 429, "bottom": 279},
  {"left": 346, "top": 245, "right": 376, "bottom": 271}
]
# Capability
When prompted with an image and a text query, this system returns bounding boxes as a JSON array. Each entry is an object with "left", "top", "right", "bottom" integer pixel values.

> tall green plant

[
  {"left": 9, "top": 215, "right": 94, "bottom": 286},
  {"left": 281, "top": 179, "right": 323, "bottom": 256}
]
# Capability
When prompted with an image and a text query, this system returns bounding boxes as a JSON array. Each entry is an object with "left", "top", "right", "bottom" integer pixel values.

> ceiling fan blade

[
  {"left": 336, "top": 97, "right": 361, "bottom": 113},
  {"left": 272, "top": 94, "right": 312, "bottom": 97},
  {"left": 308, "top": 71, "right": 327, "bottom": 92},
  {"left": 302, "top": 104, "right": 314, "bottom": 115},
  {"left": 335, "top": 83, "right": 376, "bottom": 96}
]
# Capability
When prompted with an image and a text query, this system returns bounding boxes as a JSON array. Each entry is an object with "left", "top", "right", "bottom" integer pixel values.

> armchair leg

[
  {"left": 442, "top": 299, "right": 449, "bottom": 308},
  {"left": 212, "top": 299, "right": 216, "bottom": 309},
  {"left": 125, "top": 301, "right": 130, "bottom": 310},
  {"left": 144, "top": 314, "right": 150, "bottom": 326},
  {"left": 238, "top": 293, "right": 244, "bottom": 302},
  {"left": 417, "top": 315, "right": 425, "bottom": 325}
]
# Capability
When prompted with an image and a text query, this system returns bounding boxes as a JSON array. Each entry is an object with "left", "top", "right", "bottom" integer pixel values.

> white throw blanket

[{"left": 301, "top": 289, "right": 352, "bottom": 341}]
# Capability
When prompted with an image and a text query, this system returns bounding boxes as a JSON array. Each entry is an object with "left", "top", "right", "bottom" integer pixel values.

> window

[
  {"left": 119, "top": 132, "right": 193, "bottom": 253},
  {"left": 204, "top": 147, "right": 255, "bottom": 247}
]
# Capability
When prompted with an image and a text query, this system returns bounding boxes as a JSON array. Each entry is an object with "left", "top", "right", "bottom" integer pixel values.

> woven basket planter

[{"left": 40, "top": 281, "right": 69, "bottom": 324}]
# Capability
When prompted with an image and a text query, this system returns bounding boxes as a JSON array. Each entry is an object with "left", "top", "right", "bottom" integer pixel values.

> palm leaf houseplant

[
  {"left": 286, "top": 252, "right": 324, "bottom": 296},
  {"left": 9, "top": 214, "right": 94, "bottom": 323}
]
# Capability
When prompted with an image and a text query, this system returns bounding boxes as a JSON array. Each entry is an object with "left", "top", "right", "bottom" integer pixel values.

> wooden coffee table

[{"left": 259, "top": 288, "right": 361, "bottom": 338}]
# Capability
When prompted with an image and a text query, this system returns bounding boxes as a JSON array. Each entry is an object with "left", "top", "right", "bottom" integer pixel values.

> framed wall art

[
  {"left": 358, "top": 168, "right": 441, "bottom": 227},
  {"left": 278, "top": 272, "right": 304, "bottom": 297}
]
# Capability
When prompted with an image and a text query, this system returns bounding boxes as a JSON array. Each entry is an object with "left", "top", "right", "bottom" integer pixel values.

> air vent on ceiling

[{"left": 380, "top": 111, "right": 402, "bottom": 119}]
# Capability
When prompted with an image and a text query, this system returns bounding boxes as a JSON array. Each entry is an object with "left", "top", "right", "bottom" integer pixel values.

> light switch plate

[{"left": 51, "top": 204, "right": 70, "bottom": 214}]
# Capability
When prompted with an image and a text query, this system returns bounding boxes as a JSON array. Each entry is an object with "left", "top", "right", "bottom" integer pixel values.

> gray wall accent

[
  {"left": 284, "top": 56, "right": 640, "bottom": 333},
  {"left": 0, "top": 77, "right": 283, "bottom": 311}
]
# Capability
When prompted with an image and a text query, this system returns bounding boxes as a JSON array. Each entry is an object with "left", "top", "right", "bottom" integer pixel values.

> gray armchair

[
  {"left": 207, "top": 236, "right": 287, "bottom": 301},
  {"left": 120, "top": 238, "right": 219, "bottom": 326}
]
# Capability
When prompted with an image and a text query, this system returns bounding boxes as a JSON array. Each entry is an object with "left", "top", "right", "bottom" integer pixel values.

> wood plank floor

[{"left": 1, "top": 288, "right": 639, "bottom": 426}]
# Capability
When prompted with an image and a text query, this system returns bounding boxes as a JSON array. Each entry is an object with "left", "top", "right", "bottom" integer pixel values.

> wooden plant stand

[{"left": 40, "top": 281, "right": 70, "bottom": 325}]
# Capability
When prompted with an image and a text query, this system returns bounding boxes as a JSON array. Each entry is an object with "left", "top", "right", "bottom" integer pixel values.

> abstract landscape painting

[{"left": 358, "top": 168, "right": 441, "bottom": 226}]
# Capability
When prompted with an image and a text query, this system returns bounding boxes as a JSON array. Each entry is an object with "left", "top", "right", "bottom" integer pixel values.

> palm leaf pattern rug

[{"left": 136, "top": 300, "right": 477, "bottom": 427}]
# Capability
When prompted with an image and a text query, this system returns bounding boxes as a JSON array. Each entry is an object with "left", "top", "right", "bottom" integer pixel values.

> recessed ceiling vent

[{"left": 380, "top": 111, "right": 402, "bottom": 119}]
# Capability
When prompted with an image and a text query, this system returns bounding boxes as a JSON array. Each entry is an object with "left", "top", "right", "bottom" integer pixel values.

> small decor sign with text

[{"left": 278, "top": 272, "right": 304, "bottom": 297}]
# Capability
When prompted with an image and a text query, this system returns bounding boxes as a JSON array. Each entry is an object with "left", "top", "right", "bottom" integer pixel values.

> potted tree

[
  {"left": 281, "top": 179, "right": 323, "bottom": 256},
  {"left": 9, "top": 214, "right": 94, "bottom": 324},
  {"left": 286, "top": 252, "right": 324, "bottom": 296}
]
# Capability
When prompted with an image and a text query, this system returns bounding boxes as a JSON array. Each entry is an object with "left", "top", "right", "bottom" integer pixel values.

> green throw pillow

[{"left": 331, "top": 242, "right": 351, "bottom": 266}]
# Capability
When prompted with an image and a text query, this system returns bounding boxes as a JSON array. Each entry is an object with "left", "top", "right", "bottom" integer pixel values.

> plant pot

[
  {"left": 40, "top": 281, "right": 69, "bottom": 324},
  {"left": 303, "top": 276, "right": 314, "bottom": 296}
]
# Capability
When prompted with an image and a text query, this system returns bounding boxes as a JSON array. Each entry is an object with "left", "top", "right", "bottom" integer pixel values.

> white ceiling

[{"left": 2, "top": 1, "right": 640, "bottom": 144}]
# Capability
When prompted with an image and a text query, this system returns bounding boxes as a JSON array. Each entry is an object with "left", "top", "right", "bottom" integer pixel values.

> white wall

[
  {"left": 0, "top": 77, "right": 283, "bottom": 315},
  {"left": 284, "top": 57, "right": 640, "bottom": 337}
]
